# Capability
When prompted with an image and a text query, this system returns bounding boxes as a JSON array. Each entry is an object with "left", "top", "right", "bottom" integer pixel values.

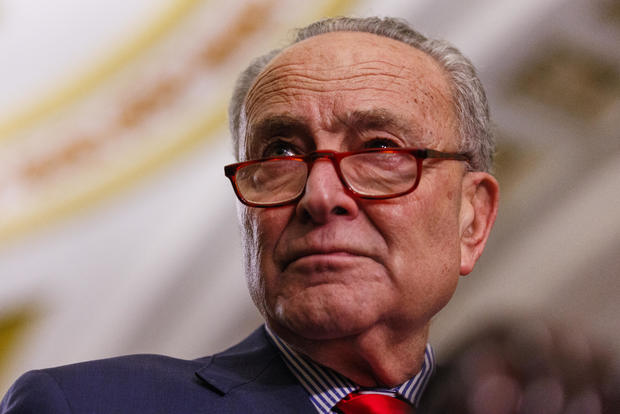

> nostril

[{"left": 332, "top": 206, "right": 348, "bottom": 215}]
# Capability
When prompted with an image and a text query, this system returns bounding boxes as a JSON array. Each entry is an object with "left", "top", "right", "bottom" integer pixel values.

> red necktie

[{"left": 334, "top": 392, "right": 415, "bottom": 414}]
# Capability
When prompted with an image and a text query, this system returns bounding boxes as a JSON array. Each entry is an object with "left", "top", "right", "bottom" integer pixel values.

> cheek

[
  {"left": 241, "top": 206, "right": 293, "bottom": 309},
  {"left": 375, "top": 190, "right": 459, "bottom": 251},
  {"left": 392, "top": 203, "right": 461, "bottom": 321},
  {"left": 369, "top": 186, "right": 462, "bottom": 288},
  {"left": 254, "top": 208, "right": 292, "bottom": 259},
  {"left": 239, "top": 206, "right": 262, "bottom": 309}
]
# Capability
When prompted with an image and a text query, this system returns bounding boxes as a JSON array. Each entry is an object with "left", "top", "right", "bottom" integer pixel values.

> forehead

[{"left": 242, "top": 31, "right": 457, "bottom": 154}]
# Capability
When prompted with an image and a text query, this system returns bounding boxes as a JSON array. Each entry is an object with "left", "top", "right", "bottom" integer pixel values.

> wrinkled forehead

[
  {"left": 240, "top": 31, "right": 457, "bottom": 157},
  {"left": 272, "top": 31, "right": 426, "bottom": 68}
]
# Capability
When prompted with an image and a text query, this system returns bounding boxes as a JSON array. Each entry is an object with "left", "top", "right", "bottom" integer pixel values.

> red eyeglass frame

[{"left": 224, "top": 148, "right": 469, "bottom": 208}]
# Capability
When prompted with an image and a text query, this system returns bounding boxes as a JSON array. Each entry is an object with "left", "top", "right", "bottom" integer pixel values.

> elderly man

[{"left": 1, "top": 16, "right": 498, "bottom": 413}]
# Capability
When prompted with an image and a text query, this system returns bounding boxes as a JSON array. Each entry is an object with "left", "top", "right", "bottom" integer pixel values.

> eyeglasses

[{"left": 224, "top": 148, "right": 469, "bottom": 208}]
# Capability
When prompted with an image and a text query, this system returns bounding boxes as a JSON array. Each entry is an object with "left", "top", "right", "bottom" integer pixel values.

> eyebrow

[
  {"left": 340, "top": 109, "right": 424, "bottom": 142},
  {"left": 245, "top": 115, "right": 313, "bottom": 157},
  {"left": 249, "top": 115, "right": 312, "bottom": 139}
]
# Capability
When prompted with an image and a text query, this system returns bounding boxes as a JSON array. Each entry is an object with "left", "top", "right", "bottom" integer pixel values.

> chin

[{"left": 271, "top": 289, "right": 381, "bottom": 340}]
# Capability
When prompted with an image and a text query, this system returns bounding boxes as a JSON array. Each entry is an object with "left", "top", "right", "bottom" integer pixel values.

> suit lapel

[{"left": 195, "top": 326, "right": 314, "bottom": 411}]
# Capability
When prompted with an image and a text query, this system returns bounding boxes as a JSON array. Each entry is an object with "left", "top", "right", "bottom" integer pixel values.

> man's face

[{"left": 239, "top": 32, "right": 471, "bottom": 341}]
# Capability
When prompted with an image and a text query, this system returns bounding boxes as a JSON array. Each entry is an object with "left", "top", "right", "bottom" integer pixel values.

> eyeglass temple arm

[{"left": 423, "top": 149, "right": 469, "bottom": 161}]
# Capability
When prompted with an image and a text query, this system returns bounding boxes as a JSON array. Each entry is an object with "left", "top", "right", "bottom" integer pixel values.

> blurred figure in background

[{"left": 424, "top": 318, "right": 620, "bottom": 414}]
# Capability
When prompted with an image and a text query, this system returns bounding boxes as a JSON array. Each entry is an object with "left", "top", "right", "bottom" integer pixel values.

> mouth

[{"left": 282, "top": 248, "right": 367, "bottom": 271}]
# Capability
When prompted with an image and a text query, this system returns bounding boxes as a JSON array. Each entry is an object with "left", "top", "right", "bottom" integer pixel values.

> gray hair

[{"left": 228, "top": 16, "right": 494, "bottom": 172}]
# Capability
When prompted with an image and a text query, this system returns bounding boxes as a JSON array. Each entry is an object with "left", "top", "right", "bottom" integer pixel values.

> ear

[{"left": 458, "top": 172, "right": 499, "bottom": 275}]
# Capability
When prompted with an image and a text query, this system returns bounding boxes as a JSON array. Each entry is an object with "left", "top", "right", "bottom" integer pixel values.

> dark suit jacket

[{"left": 0, "top": 326, "right": 317, "bottom": 413}]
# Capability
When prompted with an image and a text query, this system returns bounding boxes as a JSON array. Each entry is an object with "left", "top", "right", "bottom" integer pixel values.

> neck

[{"left": 271, "top": 322, "right": 430, "bottom": 387}]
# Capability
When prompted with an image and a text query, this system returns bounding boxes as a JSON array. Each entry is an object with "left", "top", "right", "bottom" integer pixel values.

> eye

[
  {"left": 262, "top": 139, "right": 300, "bottom": 158},
  {"left": 363, "top": 138, "right": 400, "bottom": 149}
]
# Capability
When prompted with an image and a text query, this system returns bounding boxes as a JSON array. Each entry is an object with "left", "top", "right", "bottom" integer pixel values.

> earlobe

[{"left": 459, "top": 172, "right": 500, "bottom": 275}]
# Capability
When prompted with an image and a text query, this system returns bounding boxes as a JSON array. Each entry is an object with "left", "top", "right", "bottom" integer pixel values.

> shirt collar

[{"left": 265, "top": 324, "right": 435, "bottom": 414}]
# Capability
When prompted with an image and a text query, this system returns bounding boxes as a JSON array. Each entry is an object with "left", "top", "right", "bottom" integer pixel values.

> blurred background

[{"left": 1, "top": 0, "right": 619, "bottom": 396}]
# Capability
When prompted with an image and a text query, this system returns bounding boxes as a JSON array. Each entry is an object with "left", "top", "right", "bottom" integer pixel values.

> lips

[{"left": 280, "top": 246, "right": 370, "bottom": 271}]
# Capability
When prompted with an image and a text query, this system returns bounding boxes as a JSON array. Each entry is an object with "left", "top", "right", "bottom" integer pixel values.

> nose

[{"left": 295, "top": 156, "right": 359, "bottom": 224}]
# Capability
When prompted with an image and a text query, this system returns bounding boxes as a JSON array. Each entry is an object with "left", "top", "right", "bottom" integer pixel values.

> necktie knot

[{"left": 334, "top": 391, "right": 415, "bottom": 414}]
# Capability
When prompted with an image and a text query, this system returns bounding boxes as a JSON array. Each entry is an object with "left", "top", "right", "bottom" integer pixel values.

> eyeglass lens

[
  {"left": 341, "top": 151, "right": 418, "bottom": 196},
  {"left": 236, "top": 159, "right": 308, "bottom": 205}
]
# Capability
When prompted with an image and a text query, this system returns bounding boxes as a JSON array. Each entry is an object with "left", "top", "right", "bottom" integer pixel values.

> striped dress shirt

[{"left": 265, "top": 325, "right": 435, "bottom": 413}]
